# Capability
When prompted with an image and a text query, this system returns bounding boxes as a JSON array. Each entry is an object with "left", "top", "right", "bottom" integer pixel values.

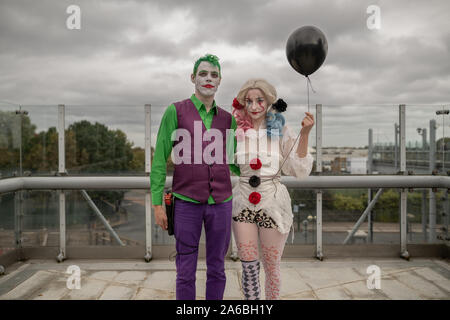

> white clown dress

[{"left": 231, "top": 122, "right": 314, "bottom": 236}]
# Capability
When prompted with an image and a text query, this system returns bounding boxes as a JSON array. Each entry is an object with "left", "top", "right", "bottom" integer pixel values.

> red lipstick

[{"left": 202, "top": 84, "right": 214, "bottom": 88}]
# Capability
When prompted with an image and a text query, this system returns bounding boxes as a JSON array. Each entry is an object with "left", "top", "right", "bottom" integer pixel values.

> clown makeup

[
  {"left": 191, "top": 61, "right": 221, "bottom": 97},
  {"left": 245, "top": 88, "right": 268, "bottom": 124}
]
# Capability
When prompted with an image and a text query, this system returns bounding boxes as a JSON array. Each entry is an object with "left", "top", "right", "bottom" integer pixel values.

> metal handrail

[{"left": 1, "top": 175, "right": 450, "bottom": 194}]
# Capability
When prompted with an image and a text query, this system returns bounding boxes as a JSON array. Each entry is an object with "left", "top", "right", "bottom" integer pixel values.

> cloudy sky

[{"left": 0, "top": 0, "right": 449, "bottom": 148}]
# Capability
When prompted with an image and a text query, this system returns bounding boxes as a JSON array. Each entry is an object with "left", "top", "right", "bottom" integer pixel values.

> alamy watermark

[
  {"left": 366, "top": 265, "right": 381, "bottom": 289},
  {"left": 170, "top": 121, "right": 281, "bottom": 168},
  {"left": 66, "top": 5, "right": 81, "bottom": 30},
  {"left": 66, "top": 265, "right": 81, "bottom": 289},
  {"left": 367, "top": 5, "right": 381, "bottom": 30}
]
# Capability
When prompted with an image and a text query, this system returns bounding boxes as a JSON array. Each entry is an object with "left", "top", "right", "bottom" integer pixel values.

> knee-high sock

[{"left": 241, "top": 260, "right": 260, "bottom": 300}]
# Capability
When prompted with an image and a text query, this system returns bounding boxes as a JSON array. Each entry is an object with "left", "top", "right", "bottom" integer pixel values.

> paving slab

[
  {"left": 62, "top": 278, "right": 108, "bottom": 300},
  {"left": 282, "top": 290, "right": 317, "bottom": 300},
  {"left": 377, "top": 278, "right": 424, "bottom": 300},
  {"left": 134, "top": 287, "right": 175, "bottom": 300},
  {"left": 223, "top": 269, "right": 242, "bottom": 299},
  {"left": 31, "top": 273, "right": 70, "bottom": 300},
  {"left": 280, "top": 268, "right": 311, "bottom": 295},
  {"left": 295, "top": 267, "right": 363, "bottom": 290},
  {"left": 342, "top": 280, "right": 387, "bottom": 299},
  {"left": 393, "top": 272, "right": 448, "bottom": 299},
  {"left": 0, "top": 270, "right": 56, "bottom": 300},
  {"left": 0, "top": 258, "right": 448, "bottom": 300},
  {"left": 113, "top": 271, "right": 147, "bottom": 286},
  {"left": 142, "top": 271, "right": 176, "bottom": 291},
  {"left": 89, "top": 271, "right": 119, "bottom": 282},
  {"left": 315, "top": 286, "right": 353, "bottom": 300},
  {"left": 412, "top": 267, "right": 450, "bottom": 292},
  {"left": 99, "top": 285, "right": 137, "bottom": 300}
]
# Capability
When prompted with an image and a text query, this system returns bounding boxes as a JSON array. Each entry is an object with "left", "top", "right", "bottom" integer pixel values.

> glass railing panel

[{"left": 0, "top": 192, "right": 15, "bottom": 256}]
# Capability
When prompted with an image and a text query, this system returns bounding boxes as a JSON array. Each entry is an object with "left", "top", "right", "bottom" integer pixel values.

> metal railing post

[
  {"left": 422, "top": 190, "right": 427, "bottom": 242},
  {"left": 399, "top": 104, "right": 409, "bottom": 260},
  {"left": 57, "top": 104, "right": 66, "bottom": 262},
  {"left": 368, "top": 128, "right": 373, "bottom": 242},
  {"left": 144, "top": 104, "right": 152, "bottom": 262},
  {"left": 315, "top": 104, "right": 323, "bottom": 260},
  {"left": 429, "top": 119, "right": 437, "bottom": 243},
  {"left": 394, "top": 123, "right": 399, "bottom": 171},
  {"left": 443, "top": 189, "right": 449, "bottom": 241},
  {"left": 14, "top": 190, "right": 23, "bottom": 253}
]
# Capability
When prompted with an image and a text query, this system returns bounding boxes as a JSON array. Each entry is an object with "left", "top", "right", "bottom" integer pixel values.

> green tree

[{"left": 0, "top": 110, "right": 37, "bottom": 175}]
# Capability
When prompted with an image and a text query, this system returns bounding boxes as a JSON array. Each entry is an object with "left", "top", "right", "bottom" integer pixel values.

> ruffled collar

[{"left": 244, "top": 121, "right": 267, "bottom": 139}]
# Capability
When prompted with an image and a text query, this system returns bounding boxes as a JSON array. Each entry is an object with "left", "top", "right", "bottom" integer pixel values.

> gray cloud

[{"left": 0, "top": 0, "right": 449, "bottom": 148}]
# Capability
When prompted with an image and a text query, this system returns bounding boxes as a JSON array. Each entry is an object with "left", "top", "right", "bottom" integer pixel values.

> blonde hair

[
  {"left": 232, "top": 79, "right": 278, "bottom": 134},
  {"left": 236, "top": 78, "right": 277, "bottom": 107}
]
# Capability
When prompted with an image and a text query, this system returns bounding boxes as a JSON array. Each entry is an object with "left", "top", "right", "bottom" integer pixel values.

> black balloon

[{"left": 286, "top": 26, "right": 328, "bottom": 76}]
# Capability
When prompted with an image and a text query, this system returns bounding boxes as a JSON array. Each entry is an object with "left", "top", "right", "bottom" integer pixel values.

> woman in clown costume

[{"left": 231, "top": 78, "right": 314, "bottom": 300}]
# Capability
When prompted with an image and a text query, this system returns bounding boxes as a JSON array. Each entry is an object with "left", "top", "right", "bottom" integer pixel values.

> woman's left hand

[{"left": 301, "top": 112, "right": 314, "bottom": 135}]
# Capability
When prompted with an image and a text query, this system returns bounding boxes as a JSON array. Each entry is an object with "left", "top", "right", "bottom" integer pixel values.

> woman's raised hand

[{"left": 301, "top": 112, "right": 314, "bottom": 135}]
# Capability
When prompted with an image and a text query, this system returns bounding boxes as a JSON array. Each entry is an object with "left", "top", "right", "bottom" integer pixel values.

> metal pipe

[
  {"left": 57, "top": 104, "right": 66, "bottom": 262},
  {"left": 57, "top": 191, "right": 66, "bottom": 262},
  {"left": 2, "top": 175, "right": 450, "bottom": 194},
  {"left": 58, "top": 105, "right": 65, "bottom": 174},
  {"left": 429, "top": 119, "right": 437, "bottom": 243},
  {"left": 315, "top": 104, "right": 323, "bottom": 260},
  {"left": 443, "top": 189, "right": 450, "bottom": 240},
  {"left": 422, "top": 128, "right": 427, "bottom": 242},
  {"left": 422, "top": 190, "right": 427, "bottom": 242},
  {"left": 14, "top": 191, "right": 23, "bottom": 250},
  {"left": 343, "top": 188, "right": 384, "bottom": 244},
  {"left": 395, "top": 123, "right": 399, "bottom": 171},
  {"left": 81, "top": 190, "right": 125, "bottom": 246},
  {"left": 144, "top": 104, "right": 152, "bottom": 262},
  {"left": 399, "top": 104, "right": 409, "bottom": 259},
  {"left": 368, "top": 128, "right": 373, "bottom": 242}
]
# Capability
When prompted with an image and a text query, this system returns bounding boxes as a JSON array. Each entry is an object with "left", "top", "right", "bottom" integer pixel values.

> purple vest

[{"left": 172, "top": 98, "right": 232, "bottom": 203}]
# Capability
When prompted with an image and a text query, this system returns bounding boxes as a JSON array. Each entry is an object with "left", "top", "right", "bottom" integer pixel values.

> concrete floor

[{"left": 0, "top": 258, "right": 449, "bottom": 300}]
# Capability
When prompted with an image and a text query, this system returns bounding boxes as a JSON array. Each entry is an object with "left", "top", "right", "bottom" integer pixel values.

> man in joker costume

[{"left": 151, "top": 54, "right": 239, "bottom": 300}]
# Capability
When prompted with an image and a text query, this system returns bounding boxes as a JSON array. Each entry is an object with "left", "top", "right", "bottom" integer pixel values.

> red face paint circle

[
  {"left": 249, "top": 192, "right": 261, "bottom": 205},
  {"left": 249, "top": 158, "right": 262, "bottom": 170}
]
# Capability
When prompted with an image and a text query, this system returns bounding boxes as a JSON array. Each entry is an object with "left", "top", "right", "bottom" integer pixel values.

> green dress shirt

[{"left": 150, "top": 94, "right": 240, "bottom": 205}]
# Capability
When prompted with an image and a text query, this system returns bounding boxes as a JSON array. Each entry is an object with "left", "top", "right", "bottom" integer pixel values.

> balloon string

[
  {"left": 263, "top": 76, "right": 316, "bottom": 188},
  {"left": 307, "top": 77, "right": 309, "bottom": 113},
  {"left": 306, "top": 75, "right": 316, "bottom": 113},
  {"left": 306, "top": 75, "right": 316, "bottom": 93}
]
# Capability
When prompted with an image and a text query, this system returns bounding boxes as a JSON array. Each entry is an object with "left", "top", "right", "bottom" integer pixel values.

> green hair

[{"left": 193, "top": 54, "right": 221, "bottom": 77}]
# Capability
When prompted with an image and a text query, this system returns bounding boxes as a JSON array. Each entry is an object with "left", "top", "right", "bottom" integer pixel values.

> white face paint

[
  {"left": 191, "top": 61, "right": 221, "bottom": 97},
  {"left": 245, "top": 88, "right": 268, "bottom": 122}
]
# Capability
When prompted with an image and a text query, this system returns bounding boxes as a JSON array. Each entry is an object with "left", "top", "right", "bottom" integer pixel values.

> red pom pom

[
  {"left": 249, "top": 158, "right": 262, "bottom": 170},
  {"left": 232, "top": 98, "right": 244, "bottom": 110},
  {"left": 248, "top": 192, "right": 261, "bottom": 205}
]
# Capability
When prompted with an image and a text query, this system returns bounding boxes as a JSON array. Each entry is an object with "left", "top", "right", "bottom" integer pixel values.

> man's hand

[
  {"left": 153, "top": 205, "right": 168, "bottom": 230},
  {"left": 300, "top": 111, "right": 315, "bottom": 135}
]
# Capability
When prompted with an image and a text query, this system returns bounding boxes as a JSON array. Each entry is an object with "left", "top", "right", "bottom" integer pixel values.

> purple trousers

[{"left": 174, "top": 197, "right": 232, "bottom": 300}]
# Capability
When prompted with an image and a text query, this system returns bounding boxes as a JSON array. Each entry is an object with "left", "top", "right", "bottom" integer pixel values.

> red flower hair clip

[{"left": 232, "top": 98, "right": 244, "bottom": 110}]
